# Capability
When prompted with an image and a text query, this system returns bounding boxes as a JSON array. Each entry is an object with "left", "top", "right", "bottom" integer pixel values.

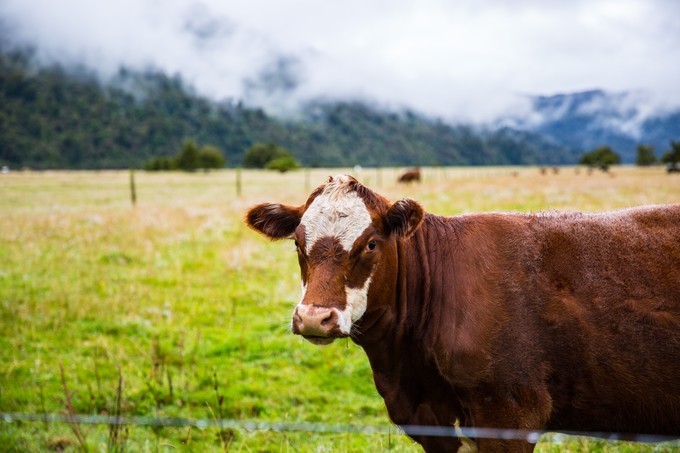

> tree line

[
  {"left": 144, "top": 140, "right": 299, "bottom": 173},
  {"left": 145, "top": 141, "right": 225, "bottom": 171},
  {"left": 579, "top": 141, "right": 680, "bottom": 172}
]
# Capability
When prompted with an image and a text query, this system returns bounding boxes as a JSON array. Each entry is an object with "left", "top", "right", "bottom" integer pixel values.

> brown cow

[
  {"left": 398, "top": 167, "right": 421, "bottom": 183},
  {"left": 245, "top": 175, "right": 680, "bottom": 452}
]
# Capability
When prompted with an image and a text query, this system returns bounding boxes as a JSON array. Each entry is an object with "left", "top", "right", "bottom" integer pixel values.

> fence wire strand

[{"left": 2, "top": 412, "right": 678, "bottom": 445}]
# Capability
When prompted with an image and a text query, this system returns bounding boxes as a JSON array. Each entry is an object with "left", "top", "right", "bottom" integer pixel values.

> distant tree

[
  {"left": 579, "top": 146, "right": 621, "bottom": 171},
  {"left": 144, "top": 156, "right": 176, "bottom": 171},
  {"left": 243, "top": 143, "right": 289, "bottom": 168},
  {"left": 635, "top": 144, "right": 656, "bottom": 166},
  {"left": 176, "top": 140, "right": 201, "bottom": 171},
  {"left": 266, "top": 154, "right": 299, "bottom": 173},
  {"left": 661, "top": 140, "right": 680, "bottom": 164},
  {"left": 199, "top": 145, "right": 226, "bottom": 170},
  {"left": 661, "top": 140, "right": 680, "bottom": 172}
]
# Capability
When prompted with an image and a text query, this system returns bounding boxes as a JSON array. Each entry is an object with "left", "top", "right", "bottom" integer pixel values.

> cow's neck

[
  {"left": 357, "top": 214, "right": 458, "bottom": 350},
  {"left": 354, "top": 214, "right": 463, "bottom": 426}
]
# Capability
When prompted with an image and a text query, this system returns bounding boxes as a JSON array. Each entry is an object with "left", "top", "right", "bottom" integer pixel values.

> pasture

[{"left": 1, "top": 166, "right": 679, "bottom": 452}]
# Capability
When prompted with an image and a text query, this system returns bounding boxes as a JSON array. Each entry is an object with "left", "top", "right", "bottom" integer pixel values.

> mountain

[
  {"left": 0, "top": 46, "right": 579, "bottom": 169},
  {"left": 503, "top": 90, "right": 680, "bottom": 163},
  {"left": 294, "top": 102, "right": 578, "bottom": 167}
]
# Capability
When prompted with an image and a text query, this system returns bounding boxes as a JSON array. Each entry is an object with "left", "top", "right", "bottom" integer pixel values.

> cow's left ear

[
  {"left": 384, "top": 198, "right": 424, "bottom": 238},
  {"left": 245, "top": 203, "right": 302, "bottom": 239}
]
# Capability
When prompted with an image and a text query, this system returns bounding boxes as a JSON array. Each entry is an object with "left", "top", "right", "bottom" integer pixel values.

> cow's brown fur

[{"left": 245, "top": 176, "right": 680, "bottom": 452}]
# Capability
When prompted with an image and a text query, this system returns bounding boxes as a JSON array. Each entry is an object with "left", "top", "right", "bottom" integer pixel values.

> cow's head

[{"left": 245, "top": 175, "right": 424, "bottom": 345}]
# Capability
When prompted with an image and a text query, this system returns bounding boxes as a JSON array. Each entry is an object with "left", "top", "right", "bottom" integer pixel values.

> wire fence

[{"left": 2, "top": 412, "right": 678, "bottom": 445}]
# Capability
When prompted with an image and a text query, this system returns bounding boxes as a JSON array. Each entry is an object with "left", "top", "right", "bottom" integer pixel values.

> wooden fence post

[
  {"left": 236, "top": 167, "right": 242, "bottom": 197},
  {"left": 130, "top": 168, "right": 137, "bottom": 206}
]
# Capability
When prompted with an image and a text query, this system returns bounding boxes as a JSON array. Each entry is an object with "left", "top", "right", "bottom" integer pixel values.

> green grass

[{"left": 1, "top": 167, "right": 679, "bottom": 452}]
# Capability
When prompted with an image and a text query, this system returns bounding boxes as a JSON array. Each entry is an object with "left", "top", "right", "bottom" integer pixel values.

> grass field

[{"left": 1, "top": 166, "right": 679, "bottom": 452}]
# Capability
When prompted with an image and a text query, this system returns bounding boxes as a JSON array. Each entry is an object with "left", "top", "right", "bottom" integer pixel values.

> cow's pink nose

[{"left": 292, "top": 304, "right": 338, "bottom": 338}]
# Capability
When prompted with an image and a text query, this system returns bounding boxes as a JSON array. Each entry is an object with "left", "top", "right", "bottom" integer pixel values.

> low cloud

[{"left": 1, "top": 0, "right": 679, "bottom": 123}]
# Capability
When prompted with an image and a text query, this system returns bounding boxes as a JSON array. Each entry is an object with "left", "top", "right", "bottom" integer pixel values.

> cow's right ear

[{"left": 245, "top": 203, "right": 302, "bottom": 240}]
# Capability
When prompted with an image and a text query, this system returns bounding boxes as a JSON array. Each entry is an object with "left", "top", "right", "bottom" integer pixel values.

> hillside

[{"left": 0, "top": 47, "right": 579, "bottom": 169}]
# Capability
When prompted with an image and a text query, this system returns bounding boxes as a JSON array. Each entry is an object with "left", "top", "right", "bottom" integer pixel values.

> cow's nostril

[{"left": 320, "top": 311, "right": 334, "bottom": 326}]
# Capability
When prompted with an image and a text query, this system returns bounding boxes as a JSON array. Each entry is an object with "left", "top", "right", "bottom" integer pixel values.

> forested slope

[{"left": 0, "top": 47, "right": 579, "bottom": 169}]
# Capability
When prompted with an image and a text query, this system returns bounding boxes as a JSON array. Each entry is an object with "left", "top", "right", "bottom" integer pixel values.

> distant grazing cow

[
  {"left": 398, "top": 167, "right": 421, "bottom": 183},
  {"left": 245, "top": 175, "right": 680, "bottom": 452}
]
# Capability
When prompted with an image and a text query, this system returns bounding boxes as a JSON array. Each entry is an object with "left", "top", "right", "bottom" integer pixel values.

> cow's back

[
  {"left": 496, "top": 204, "right": 680, "bottom": 435},
  {"left": 533, "top": 205, "right": 680, "bottom": 303}
]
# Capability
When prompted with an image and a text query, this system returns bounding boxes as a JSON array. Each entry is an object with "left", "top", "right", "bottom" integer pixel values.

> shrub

[
  {"left": 661, "top": 140, "right": 680, "bottom": 164},
  {"left": 145, "top": 156, "right": 176, "bottom": 171},
  {"left": 176, "top": 141, "right": 201, "bottom": 171},
  {"left": 266, "top": 155, "right": 299, "bottom": 173},
  {"left": 145, "top": 142, "right": 225, "bottom": 171},
  {"left": 635, "top": 144, "right": 656, "bottom": 166},
  {"left": 243, "top": 143, "right": 289, "bottom": 169},
  {"left": 199, "top": 145, "right": 226, "bottom": 169},
  {"left": 579, "top": 146, "right": 621, "bottom": 171}
]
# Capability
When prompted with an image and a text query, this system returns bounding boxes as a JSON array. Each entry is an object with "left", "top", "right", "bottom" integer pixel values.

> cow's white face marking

[
  {"left": 291, "top": 282, "right": 308, "bottom": 331},
  {"left": 339, "top": 276, "right": 372, "bottom": 333},
  {"left": 300, "top": 175, "right": 373, "bottom": 254},
  {"left": 296, "top": 175, "right": 375, "bottom": 334}
]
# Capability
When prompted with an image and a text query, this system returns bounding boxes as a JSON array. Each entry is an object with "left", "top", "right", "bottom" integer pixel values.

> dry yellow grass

[{"left": 2, "top": 165, "right": 676, "bottom": 215}]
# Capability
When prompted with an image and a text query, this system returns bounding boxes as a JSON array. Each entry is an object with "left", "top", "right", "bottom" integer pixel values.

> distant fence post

[
  {"left": 130, "top": 168, "right": 137, "bottom": 206},
  {"left": 236, "top": 167, "right": 242, "bottom": 197}
]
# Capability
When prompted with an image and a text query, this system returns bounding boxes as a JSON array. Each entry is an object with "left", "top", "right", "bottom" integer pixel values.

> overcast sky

[{"left": 2, "top": 0, "right": 679, "bottom": 123}]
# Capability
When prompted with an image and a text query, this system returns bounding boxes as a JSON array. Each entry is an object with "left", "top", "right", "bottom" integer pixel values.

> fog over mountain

[
  {"left": 1, "top": 0, "right": 679, "bottom": 164},
  {"left": 499, "top": 90, "right": 680, "bottom": 161},
  {"left": 2, "top": 0, "right": 679, "bottom": 122}
]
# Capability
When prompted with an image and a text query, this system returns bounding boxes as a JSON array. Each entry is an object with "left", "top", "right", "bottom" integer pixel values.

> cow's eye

[{"left": 367, "top": 240, "right": 377, "bottom": 251}]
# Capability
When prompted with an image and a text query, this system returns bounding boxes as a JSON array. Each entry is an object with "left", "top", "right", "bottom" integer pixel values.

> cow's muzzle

[{"left": 292, "top": 304, "right": 344, "bottom": 345}]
